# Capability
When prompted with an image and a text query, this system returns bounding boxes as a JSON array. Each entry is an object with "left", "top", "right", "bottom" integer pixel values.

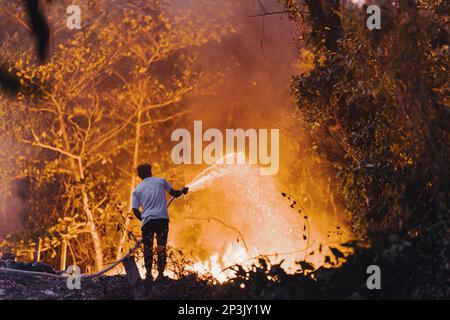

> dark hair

[{"left": 136, "top": 164, "right": 152, "bottom": 179}]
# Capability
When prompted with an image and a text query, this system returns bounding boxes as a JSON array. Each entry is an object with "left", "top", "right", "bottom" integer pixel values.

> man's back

[{"left": 132, "top": 177, "right": 172, "bottom": 226}]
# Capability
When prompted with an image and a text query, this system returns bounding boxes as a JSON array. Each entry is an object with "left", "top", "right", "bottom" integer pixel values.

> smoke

[
  {"left": 161, "top": 0, "right": 352, "bottom": 269},
  {"left": 175, "top": 0, "right": 296, "bottom": 128},
  {"left": 0, "top": 139, "right": 28, "bottom": 237}
]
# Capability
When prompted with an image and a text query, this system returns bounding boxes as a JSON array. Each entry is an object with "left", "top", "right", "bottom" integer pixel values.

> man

[{"left": 131, "top": 163, "right": 188, "bottom": 284}]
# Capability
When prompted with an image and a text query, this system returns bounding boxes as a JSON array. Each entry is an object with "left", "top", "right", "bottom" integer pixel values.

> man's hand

[
  {"left": 132, "top": 208, "right": 142, "bottom": 221},
  {"left": 169, "top": 187, "right": 188, "bottom": 198}
]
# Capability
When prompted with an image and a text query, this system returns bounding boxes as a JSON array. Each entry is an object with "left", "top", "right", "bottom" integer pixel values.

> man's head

[{"left": 137, "top": 163, "right": 152, "bottom": 180}]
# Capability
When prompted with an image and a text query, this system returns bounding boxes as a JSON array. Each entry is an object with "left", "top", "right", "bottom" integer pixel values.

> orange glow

[{"left": 165, "top": 152, "right": 350, "bottom": 281}]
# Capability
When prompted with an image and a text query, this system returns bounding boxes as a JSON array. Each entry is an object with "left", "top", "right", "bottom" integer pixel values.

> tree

[
  {"left": 287, "top": 0, "right": 448, "bottom": 241},
  {"left": 1, "top": 0, "right": 234, "bottom": 270}
]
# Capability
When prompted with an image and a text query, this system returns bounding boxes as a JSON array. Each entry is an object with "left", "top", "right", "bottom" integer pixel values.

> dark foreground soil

[
  {"left": 0, "top": 271, "right": 220, "bottom": 300},
  {"left": 1, "top": 234, "right": 448, "bottom": 300}
]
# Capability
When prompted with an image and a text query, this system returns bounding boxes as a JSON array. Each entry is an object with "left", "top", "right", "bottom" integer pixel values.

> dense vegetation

[{"left": 286, "top": 0, "right": 449, "bottom": 298}]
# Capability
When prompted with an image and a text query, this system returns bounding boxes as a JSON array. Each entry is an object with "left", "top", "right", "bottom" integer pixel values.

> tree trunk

[
  {"left": 60, "top": 239, "right": 67, "bottom": 271},
  {"left": 34, "top": 238, "right": 41, "bottom": 263},
  {"left": 78, "top": 159, "right": 104, "bottom": 271},
  {"left": 81, "top": 189, "right": 104, "bottom": 271},
  {"left": 55, "top": 99, "right": 104, "bottom": 271}
]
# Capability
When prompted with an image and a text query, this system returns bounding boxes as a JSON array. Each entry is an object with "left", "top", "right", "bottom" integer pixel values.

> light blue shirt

[{"left": 132, "top": 177, "right": 172, "bottom": 227}]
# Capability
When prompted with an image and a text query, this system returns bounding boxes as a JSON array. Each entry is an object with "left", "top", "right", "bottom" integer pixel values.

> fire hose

[{"left": 0, "top": 197, "right": 177, "bottom": 280}]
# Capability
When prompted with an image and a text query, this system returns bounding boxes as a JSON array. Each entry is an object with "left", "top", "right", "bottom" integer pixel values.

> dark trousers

[{"left": 141, "top": 219, "right": 169, "bottom": 278}]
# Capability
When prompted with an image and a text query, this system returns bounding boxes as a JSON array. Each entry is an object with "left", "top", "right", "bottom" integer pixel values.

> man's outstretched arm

[
  {"left": 169, "top": 187, "right": 189, "bottom": 198},
  {"left": 132, "top": 208, "right": 142, "bottom": 221}
]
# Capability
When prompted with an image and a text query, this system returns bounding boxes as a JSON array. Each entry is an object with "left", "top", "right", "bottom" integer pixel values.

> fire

[
  {"left": 130, "top": 152, "right": 350, "bottom": 282},
  {"left": 187, "top": 242, "right": 248, "bottom": 283}
]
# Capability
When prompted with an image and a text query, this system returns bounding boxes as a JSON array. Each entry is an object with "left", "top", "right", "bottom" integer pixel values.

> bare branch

[
  {"left": 247, "top": 10, "right": 290, "bottom": 18},
  {"left": 140, "top": 110, "right": 191, "bottom": 127},
  {"left": 23, "top": 133, "right": 80, "bottom": 160}
]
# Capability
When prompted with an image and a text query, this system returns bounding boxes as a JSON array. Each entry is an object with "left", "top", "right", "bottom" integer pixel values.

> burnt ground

[
  {"left": 0, "top": 271, "right": 219, "bottom": 300},
  {"left": 1, "top": 235, "right": 449, "bottom": 300},
  {"left": 0, "top": 272, "right": 133, "bottom": 300}
]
